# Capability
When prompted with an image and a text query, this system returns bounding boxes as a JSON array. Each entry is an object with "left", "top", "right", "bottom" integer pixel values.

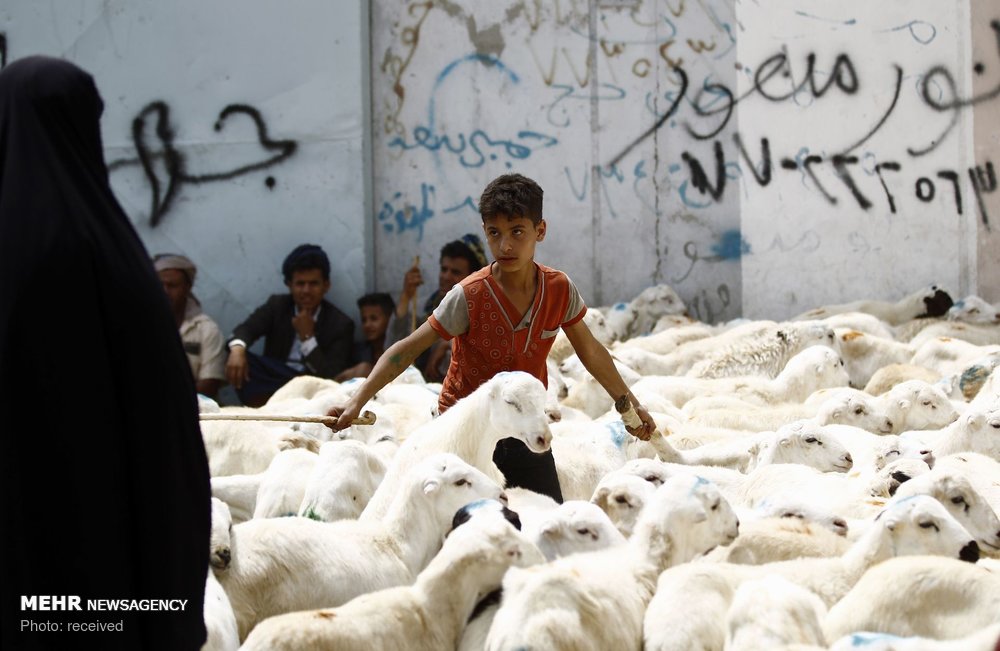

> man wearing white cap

[{"left": 154, "top": 253, "right": 226, "bottom": 399}]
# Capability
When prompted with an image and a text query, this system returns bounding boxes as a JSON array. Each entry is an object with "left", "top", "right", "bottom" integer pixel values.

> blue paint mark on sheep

[
  {"left": 689, "top": 475, "right": 711, "bottom": 495},
  {"left": 606, "top": 421, "right": 628, "bottom": 450},
  {"left": 847, "top": 632, "right": 904, "bottom": 647},
  {"left": 613, "top": 303, "right": 627, "bottom": 311},
  {"left": 464, "top": 499, "right": 497, "bottom": 512},
  {"left": 710, "top": 230, "right": 751, "bottom": 260}
]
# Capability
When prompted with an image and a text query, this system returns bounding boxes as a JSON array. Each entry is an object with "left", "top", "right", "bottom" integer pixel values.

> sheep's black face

[{"left": 920, "top": 289, "right": 954, "bottom": 317}]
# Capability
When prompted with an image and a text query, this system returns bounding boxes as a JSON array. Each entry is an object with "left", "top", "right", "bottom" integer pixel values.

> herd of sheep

[{"left": 198, "top": 283, "right": 1000, "bottom": 650}]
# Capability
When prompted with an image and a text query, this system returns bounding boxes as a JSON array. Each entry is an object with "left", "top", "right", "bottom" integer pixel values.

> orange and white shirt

[{"left": 428, "top": 262, "right": 586, "bottom": 412}]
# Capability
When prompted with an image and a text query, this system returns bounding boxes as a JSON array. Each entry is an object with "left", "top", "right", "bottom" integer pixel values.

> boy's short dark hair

[
  {"left": 282, "top": 244, "right": 330, "bottom": 282},
  {"left": 357, "top": 292, "right": 395, "bottom": 318},
  {"left": 478, "top": 173, "right": 543, "bottom": 225}
]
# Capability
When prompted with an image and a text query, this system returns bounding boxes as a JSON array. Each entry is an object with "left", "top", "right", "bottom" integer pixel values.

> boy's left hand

[{"left": 626, "top": 404, "right": 656, "bottom": 441}]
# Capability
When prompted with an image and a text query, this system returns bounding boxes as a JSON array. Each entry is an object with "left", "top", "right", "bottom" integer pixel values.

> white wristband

[{"left": 228, "top": 339, "right": 247, "bottom": 350}]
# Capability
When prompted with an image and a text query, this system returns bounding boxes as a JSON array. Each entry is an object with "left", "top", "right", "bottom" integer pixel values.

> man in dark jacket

[{"left": 226, "top": 244, "right": 354, "bottom": 406}]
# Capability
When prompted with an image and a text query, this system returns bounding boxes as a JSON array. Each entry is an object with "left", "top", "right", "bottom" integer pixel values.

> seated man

[
  {"left": 226, "top": 244, "right": 354, "bottom": 406},
  {"left": 153, "top": 253, "right": 225, "bottom": 399},
  {"left": 335, "top": 292, "right": 395, "bottom": 381},
  {"left": 389, "top": 234, "right": 487, "bottom": 381}
]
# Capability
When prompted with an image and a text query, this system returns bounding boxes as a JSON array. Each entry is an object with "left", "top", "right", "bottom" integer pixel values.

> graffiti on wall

[
  {"left": 608, "top": 19, "right": 1000, "bottom": 226},
  {"left": 108, "top": 102, "right": 297, "bottom": 227}
]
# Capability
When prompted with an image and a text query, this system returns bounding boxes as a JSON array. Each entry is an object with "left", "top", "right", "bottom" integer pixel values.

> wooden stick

[
  {"left": 200, "top": 410, "right": 377, "bottom": 427},
  {"left": 410, "top": 254, "right": 420, "bottom": 332}
]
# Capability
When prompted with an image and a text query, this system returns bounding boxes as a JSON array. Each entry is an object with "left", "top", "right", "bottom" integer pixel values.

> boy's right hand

[{"left": 326, "top": 400, "right": 362, "bottom": 432}]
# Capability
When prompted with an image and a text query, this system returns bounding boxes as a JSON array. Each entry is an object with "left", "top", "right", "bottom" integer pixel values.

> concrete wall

[
  {"left": 1, "top": 0, "right": 371, "bottom": 338},
  {"left": 371, "top": 0, "right": 999, "bottom": 322},
  {"left": 3, "top": 1, "right": 997, "bottom": 330}
]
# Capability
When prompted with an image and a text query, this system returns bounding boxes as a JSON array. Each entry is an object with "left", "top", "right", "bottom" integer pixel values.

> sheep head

[
  {"left": 874, "top": 494, "right": 979, "bottom": 562},
  {"left": 488, "top": 371, "right": 552, "bottom": 453}
]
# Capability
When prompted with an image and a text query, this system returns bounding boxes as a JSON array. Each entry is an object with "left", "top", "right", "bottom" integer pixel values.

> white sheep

[
  {"left": 603, "top": 320, "right": 778, "bottom": 378},
  {"left": 946, "top": 294, "right": 1000, "bottom": 324},
  {"left": 864, "top": 362, "right": 942, "bottom": 395},
  {"left": 209, "top": 497, "right": 233, "bottom": 572},
  {"left": 559, "top": 356, "right": 641, "bottom": 419},
  {"left": 823, "top": 555, "right": 1000, "bottom": 641},
  {"left": 704, "top": 516, "right": 850, "bottom": 565},
  {"left": 266, "top": 374, "right": 346, "bottom": 403},
  {"left": 792, "top": 284, "right": 954, "bottom": 326},
  {"left": 610, "top": 321, "right": 713, "bottom": 356},
  {"left": 737, "top": 495, "right": 851, "bottom": 538},
  {"left": 820, "top": 311, "right": 898, "bottom": 340},
  {"left": 867, "top": 457, "right": 933, "bottom": 500},
  {"left": 834, "top": 328, "right": 915, "bottom": 388},
  {"left": 688, "top": 321, "right": 838, "bottom": 380},
  {"left": 813, "top": 424, "right": 935, "bottom": 484},
  {"left": 368, "top": 382, "right": 440, "bottom": 439},
  {"left": 590, "top": 471, "right": 658, "bottom": 537},
  {"left": 931, "top": 452, "right": 1000, "bottom": 524},
  {"left": 901, "top": 408, "right": 1000, "bottom": 460},
  {"left": 909, "top": 321, "right": 1000, "bottom": 349},
  {"left": 724, "top": 575, "right": 829, "bottom": 650},
  {"left": 887, "top": 467, "right": 1000, "bottom": 555},
  {"left": 909, "top": 336, "right": 1000, "bottom": 381},
  {"left": 643, "top": 494, "right": 979, "bottom": 651},
  {"left": 549, "top": 419, "right": 649, "bottom": 501},
  {"left": 210, "top": 474, "right": 262, "bottom": 524},
  {"left": 202, "top": 570, "right": 240, "bottom": 651},
  {"left": 807, "top": 380, "right": 959, "bottom": 434},
  {"left": 217, "top": 452, "right": 505, "bottom": 640},
  {"left": 595, "top": 284, "right": 687, "bottom": 342},
  {"left": 239, "top": 514, "right": 543, "bottom": 651},
  {"left": 361, "top": 371, "right": 552, "bottom": 519},
  {"left": 201, "top": 408, "right": 321, "bottom": 477},
  {"left": 485, "top": 475, "right": 739, "bottom": 651},
  {"left": 251, "top": 448, "right": 318, "bottom": 519},
  {"left": 631, "top": 344, "right": 848, "bottom": 410},
  {"left": 524, "top": 500, "right": 626, "bottom": 561},
  {"left": 297, "top": 440, "right": 388, "bottom": 521},
  {"left": 548, "top": 309, "right": 615, "bottom": 364},
  {"left": 628, "top": 283, "right": 689, "bottom": 337},
  {"left": 687, "top": 391, "right": 896, "bottom": 435},
  {"left": 650, "top": 420, "right": 854, "bottom": 475},
  {"left": 543, "top": 358, "right": 568, "bottom": 422}
]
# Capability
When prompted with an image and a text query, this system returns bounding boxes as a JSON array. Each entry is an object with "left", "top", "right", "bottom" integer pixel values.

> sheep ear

[
  {"left": 778, "top": 436, "right": 791, "bottom": 447},
  {"left": 966, "top": 412, "right": 985, "bottom": 428},
  {"left": 830, "top": 408, "right": 843, "bottom": 419},
  {"left": 422, "top": 478, "right": 440, "bottom": 495},
  {"left": 815, "top": 364, "right": 824, "bottom": 374},
  {"left": 896, "top": 398, "right": 910, "bottom": 410},
  {"left": 591, "top": 488, "right": 610, "bottom": 508}
]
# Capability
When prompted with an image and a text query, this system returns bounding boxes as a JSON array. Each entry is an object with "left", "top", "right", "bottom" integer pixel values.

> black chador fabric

[{"left": 0, "top": 56, "right": 211, "bottom": 650}]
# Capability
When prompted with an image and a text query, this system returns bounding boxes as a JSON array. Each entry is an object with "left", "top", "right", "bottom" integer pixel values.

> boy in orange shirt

[{"left": 329, "top": 173, "right": 654, "bottom": 501}]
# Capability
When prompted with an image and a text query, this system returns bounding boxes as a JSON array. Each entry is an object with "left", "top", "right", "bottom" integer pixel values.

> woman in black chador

[{"left": 0, "top": 56, "right": 211, "bottom": 650}]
